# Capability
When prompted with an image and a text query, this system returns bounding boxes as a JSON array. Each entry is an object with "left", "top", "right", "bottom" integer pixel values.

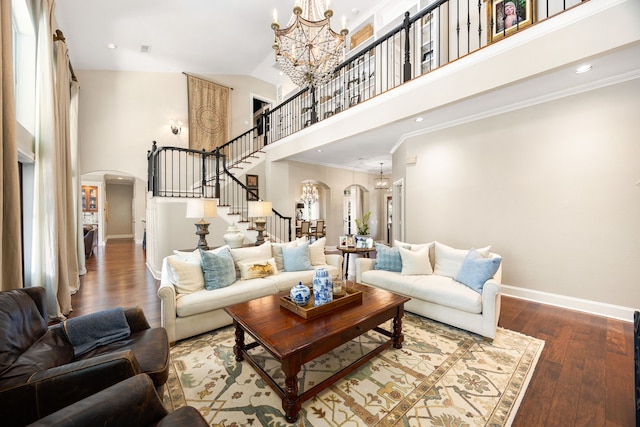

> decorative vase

[
  {"left": 223, "top": 223, "right": 244, "bottom": 248},
  {"left": 313, "top": 268, "right": 333, "bottom": 306},
  {"left": 290, "top": 282, "right": 311, "bottom": 306}
]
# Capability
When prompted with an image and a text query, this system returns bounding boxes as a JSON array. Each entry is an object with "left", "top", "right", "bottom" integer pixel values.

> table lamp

[
  {"left": 248, "top": 201, "right": 272, "bottom": 246},
  {"left": 185, "top": 198, "right": 217, "bottom": 250}
]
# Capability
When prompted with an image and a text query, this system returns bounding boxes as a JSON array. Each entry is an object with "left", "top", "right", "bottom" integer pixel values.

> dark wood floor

[{"left": 72, "top": 239, "right": 635, "bottom": 426}]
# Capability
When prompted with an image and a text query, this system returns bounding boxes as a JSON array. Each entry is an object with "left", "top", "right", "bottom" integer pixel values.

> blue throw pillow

[
  {"left": 282, "top": 242, "right": 313, "bottom": 272},
  {"left": 454, "top": 249, "right": 502, "bottom": 293},
  {"left": 374, "top": 243, "right": 402, "bottom": 272},
  {"left": 200, "top": 248, "right": 236, "bottom": 290}
]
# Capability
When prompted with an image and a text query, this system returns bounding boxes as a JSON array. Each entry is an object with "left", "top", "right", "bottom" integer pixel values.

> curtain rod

[
  {"left": 53, "top": 30, "right": 78, "bottom": 82},
  {"left": 182, "top": 72, "right": 234, "bottom": 90}
]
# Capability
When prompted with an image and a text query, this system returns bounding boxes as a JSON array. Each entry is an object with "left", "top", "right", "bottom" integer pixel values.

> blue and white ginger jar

[
  {"left": 313, "top": 268, "right": 333, "bottom": 306},
  {"left": 290, "top": 282, "right": 311, "bottom": 306}
]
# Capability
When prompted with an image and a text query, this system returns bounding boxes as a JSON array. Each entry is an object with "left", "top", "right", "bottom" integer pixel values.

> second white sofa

[{"left": 356, "top": 241, "right": 502, "bottom": 339}]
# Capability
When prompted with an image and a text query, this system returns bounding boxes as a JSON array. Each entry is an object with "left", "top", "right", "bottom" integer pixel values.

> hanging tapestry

[{"left": 187, "top": 74, "right": 229, "bottom": 151}]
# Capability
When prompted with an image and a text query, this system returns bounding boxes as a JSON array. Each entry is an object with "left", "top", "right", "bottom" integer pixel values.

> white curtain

[{"left": 31, "top": 0, "right": 80, "bottom": 319}]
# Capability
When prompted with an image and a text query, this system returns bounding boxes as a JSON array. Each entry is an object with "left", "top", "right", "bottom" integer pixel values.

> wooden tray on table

[{"left": 280, "top": 288, "right": 363, "bottom": 319}]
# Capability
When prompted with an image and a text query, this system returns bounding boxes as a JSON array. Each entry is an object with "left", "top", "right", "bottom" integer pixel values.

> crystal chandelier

[
  {"left": 271, "top": 0, "right": 348, "bottom": 88},
  {"left": 301, "top": 182, "right": 319, "bottom": 205},
  {"left": 374, "top": 163, "right": 390, "bottom": 190}
]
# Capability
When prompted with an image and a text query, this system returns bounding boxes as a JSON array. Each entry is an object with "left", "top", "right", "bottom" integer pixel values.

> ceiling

[{"left": 55, "top": 1, "right": 640, "bottom": 176}]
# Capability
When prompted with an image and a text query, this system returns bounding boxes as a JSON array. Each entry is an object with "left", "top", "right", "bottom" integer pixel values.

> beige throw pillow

[
  {"left": 166, "top": 255, "right": 205, "bottom": 294},
  {"left": 309, "top": 237, "right": 327, "bottom": 265},
  {"left": 399, "top": 246, "right": 432, "bottom": 275}
]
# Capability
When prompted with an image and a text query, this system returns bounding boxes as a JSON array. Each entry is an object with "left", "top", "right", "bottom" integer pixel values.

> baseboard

[
  {"left": 147, "top": 262, "right": 161, "bottom": 281},
  {"left": 501, "top": 284, "right": 635, "bottom": 322},
  {"left": 106, "top": 234, "right": 134, "bottom": 239}
]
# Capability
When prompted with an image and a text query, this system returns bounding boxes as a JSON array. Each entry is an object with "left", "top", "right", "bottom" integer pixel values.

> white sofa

[
  {"left": 356, "top": 241, "right": 502, "bottom": 339},
  {"left": 158, "top": 239, "right": 342, "bottom": 344}
]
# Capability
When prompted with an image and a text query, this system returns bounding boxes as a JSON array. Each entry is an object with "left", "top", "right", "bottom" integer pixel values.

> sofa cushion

[
  {"left": 238, "top": 258, "right": 278, "bottom": 280},
  {"left": 433, "top": 242, "right": 491, "bottom": 278},
  {"left": 166, "top": 256, "right": 205, "bottom": 294},
  {"left": 411, "top": 275, "right": 483, "bottom": 314},
  {"left": 361, "top": 270, "right": 421, "bottom": 296},
  {"left": 200, "top": 248, "right": 236, "bottom": 290},
  {"left": 454, "top": 249, "right": 502, "bottom": 293},
  {"left": 175, "top": 279, "right": 278, "bottom": 318},
  {"left": 282, "top": 242, "right": 313, "bottom": 272},
  {"left": 398, "top": 246, "right": 432, "bottom": 276},
  {"left": 374, "top": 243, "right": 402, "bottom": 272}
]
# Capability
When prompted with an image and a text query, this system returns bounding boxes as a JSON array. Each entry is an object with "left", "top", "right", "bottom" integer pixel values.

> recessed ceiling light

[
  {"left": 316, "top": 149, "right": 323, "bottom": 152},
  {"left": 575, "top": 64, "right": 593, "bottom": 74},
  {"left": 415, "top": 117, "right": 424, "bottom": 122},
  {"left": 107, "top": 43, "right": 117, "bottom": 49}
]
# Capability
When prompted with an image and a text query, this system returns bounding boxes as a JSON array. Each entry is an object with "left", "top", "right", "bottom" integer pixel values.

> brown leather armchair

[
  {"left": 27, "top": 374, "right": 207, "bottom": 427},
  {"left": 0, "top": 287, "right": 170, "bottom": 426}
]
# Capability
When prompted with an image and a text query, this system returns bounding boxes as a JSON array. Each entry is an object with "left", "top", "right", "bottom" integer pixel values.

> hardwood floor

[{"left": 71, "top": 239, "right": 636, "bottom": 426}]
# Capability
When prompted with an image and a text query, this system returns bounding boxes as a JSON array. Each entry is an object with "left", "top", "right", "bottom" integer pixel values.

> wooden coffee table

[{"left": 224, "top": 283, "right": 410, "bottom": 423}]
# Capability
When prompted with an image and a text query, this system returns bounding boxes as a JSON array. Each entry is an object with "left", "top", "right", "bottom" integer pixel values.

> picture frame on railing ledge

[{"left": 488, "top": 0, "right": 535, "bottom": 43}]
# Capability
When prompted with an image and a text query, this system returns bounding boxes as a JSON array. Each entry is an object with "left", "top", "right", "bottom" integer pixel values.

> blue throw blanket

[{"left": 63, "top": 307, "right": 131, "bottom": 357}]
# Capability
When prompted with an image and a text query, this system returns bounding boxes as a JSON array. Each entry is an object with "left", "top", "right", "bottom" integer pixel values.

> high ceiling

[
  {"left": 54, "top": 0, "right": 383, "bottom": 88},
  {"left": 54, "top": 1, "right": 640, "bottom": 176}
]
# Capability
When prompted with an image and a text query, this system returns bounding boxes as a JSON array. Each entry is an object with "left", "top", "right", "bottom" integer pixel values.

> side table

[{"left": 337, "top": 246, "right": 376, "bottom": 280}]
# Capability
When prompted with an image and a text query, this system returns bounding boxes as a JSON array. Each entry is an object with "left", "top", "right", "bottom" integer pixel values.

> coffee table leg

[
  {"left": 282, "top": 357, "right": 301, "bottom": 423},
  {"left": 392, "top": 308, "right": 405, "bottom": 349},
  {"left": 233, "top": 320, "right": 245, "bottom": 362}
]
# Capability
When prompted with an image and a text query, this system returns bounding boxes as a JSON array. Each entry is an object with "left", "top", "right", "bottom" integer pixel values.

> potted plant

[{"left": 355, "top": 211, "right": 371, "bottom": 248}]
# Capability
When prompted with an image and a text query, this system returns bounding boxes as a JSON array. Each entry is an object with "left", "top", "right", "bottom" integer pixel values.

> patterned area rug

[{"left": 164, "top": 314, "right": 544, "bottom": 426}]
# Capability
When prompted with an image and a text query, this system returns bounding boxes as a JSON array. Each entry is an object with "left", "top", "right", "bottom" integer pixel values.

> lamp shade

[
  {"left": 185, "top": 198, "right": 217, "bottom": 219},
  {"left": 248, "top": 201, "right": 272, "bottom": 218}
]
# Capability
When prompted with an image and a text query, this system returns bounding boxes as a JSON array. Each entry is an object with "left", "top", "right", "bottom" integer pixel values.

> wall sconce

[{"left": 170, "top": 120, "right": 182, "bottom": 135}]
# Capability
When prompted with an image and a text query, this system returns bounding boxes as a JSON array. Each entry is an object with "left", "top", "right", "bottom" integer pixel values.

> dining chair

[
  {"left": 296, "top": 221, "right": 310, "bottom": 239},
  {"left": 311, "top": 219, "right": 325, "bottom": 241}
]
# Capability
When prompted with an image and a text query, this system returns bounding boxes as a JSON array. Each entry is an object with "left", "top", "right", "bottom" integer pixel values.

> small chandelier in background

[
  {"left": 271, "top": 0, "right": 348, "bottom": 88},
  {"left": 374, "top": 163, "right": 389, "bottom": 190},
  {"left": 301, "top": 182, "right": 319, "bottom": 205}
]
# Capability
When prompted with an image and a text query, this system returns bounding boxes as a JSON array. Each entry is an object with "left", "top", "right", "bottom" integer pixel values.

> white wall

[
  {"left": 399, "top": 78, "right": 640, "bottom": 313},
  {"left": 266, "top": 160, "right": 384, "bottom": 245}
]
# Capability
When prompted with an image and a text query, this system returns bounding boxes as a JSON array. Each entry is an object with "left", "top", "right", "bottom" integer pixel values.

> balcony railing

[{"left": 148, "top": 0, "right": 585, "bottom": 242}]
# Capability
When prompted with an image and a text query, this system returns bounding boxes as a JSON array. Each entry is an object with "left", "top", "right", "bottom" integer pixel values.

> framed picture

[
  {"left": 246, "top": 174, "right": 258, "bottom": 188},
  {"left": 247, "top": 188, "right": 259, "bottom": 201},
  {"left": 339, "top": 236, "right": 348, "bottom": 247},
  {"left": 356, "top": 236, "right": 367, "bottom": 249},
  {"left": 346, "top": 235, "right": 355, "bottom": 247},
  {"left": 488, "top": 0, "right": 535, "bottom": 43}
]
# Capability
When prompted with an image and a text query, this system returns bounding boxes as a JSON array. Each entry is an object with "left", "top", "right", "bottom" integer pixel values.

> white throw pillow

[
  {"left": 166, "top": 255, "right": 205, "bottom": 294},
  {"left": 399, "top": 246, "right": 432, "bottom": 275},
  {"left": 309, "top": 237, "right": 327, "bottom": 265},
  {"left": 434, "top": 242, "right": 491, "bottom": 278},
  {"left": 230, "top": 242, "right": 272, "bottom": 265},
  {"left": 238, "top": 257, "right": 278, "bottom": 280}
]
